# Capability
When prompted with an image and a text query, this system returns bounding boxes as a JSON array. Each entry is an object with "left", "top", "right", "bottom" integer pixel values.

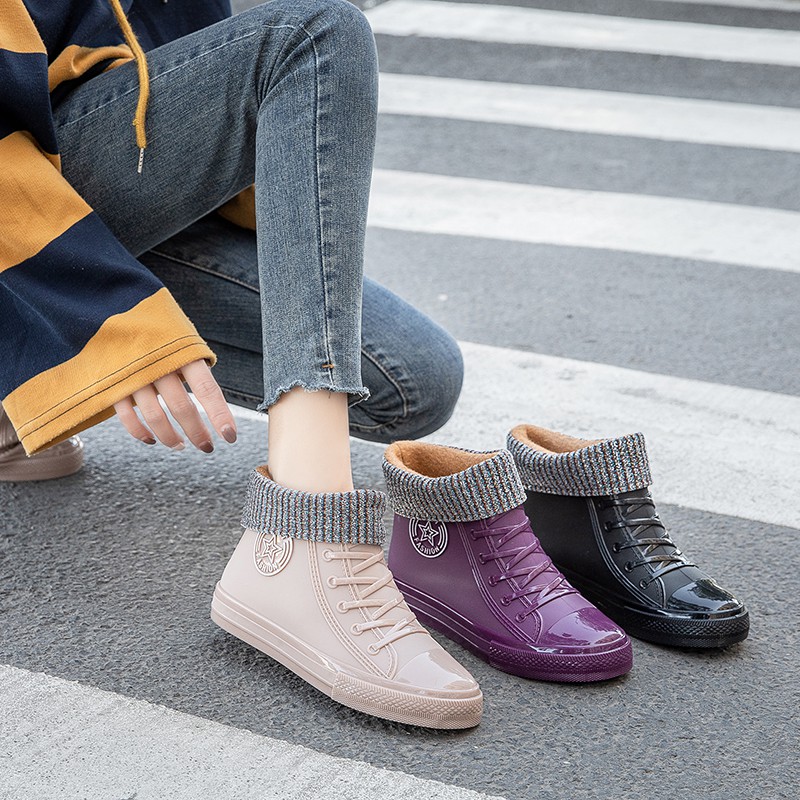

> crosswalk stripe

[
  {"left": 657, "top": 0, "right": 800, "bottom": 9},
  {"left": 1, "top": 664, "right": 505, "bottom": 800},
  {"left": 368, "top": 169, "right": 800, "bottom": 274},
  {"left": 378, "top": 73, "right": 800, "bottom": 153},
  {"left": 366, "top": 0, "right": 800, "bottom": 67},
  {"left": 431, "top": 342, "right": 800, "bottom": 531},
  {"left": 230, "top": 339, "right": 800, "bottom": 530}
]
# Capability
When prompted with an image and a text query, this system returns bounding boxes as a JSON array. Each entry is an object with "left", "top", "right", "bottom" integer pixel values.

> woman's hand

[{"left": 113, "top": 359, "right": 237, "bottom": 452}]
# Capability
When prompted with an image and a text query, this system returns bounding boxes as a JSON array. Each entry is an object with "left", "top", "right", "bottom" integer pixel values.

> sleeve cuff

[{"left": 3, "top": 288, "right": 217, "bottom": 455}]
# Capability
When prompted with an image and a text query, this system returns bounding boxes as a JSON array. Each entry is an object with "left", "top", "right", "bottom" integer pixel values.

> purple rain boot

[{"left": 382, "top": 441, "right": 633, "bottom": 683}]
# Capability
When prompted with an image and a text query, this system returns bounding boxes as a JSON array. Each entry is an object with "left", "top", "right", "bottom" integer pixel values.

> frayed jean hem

[{"left": 257, "top": 380, "right": 370, "bottom": 413}]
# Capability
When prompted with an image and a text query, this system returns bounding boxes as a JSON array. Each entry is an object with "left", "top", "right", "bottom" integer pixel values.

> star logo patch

[
  {"left": 253, "top": 530, "right": 293, "bottom": 576},
  {"left": 409, "top": 518, "right": 448, "bottom": 558}
]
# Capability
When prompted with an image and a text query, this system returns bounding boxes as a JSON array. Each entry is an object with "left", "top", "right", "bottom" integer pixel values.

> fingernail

[
  {"left": 142, "top": 437, "right": 156, "bottom": 445},
  {"left": 171, "top": 442, "right": 186, "bottom": 452},
  {"left": 222, "top": 425, "right": 237, "bottom": 444},
  {"left": 199, "top": 441, "right": 214, "bottom": 454}
]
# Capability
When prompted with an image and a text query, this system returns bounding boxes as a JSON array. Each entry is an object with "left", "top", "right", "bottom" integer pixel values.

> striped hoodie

[{"left": 1, "top": 0, "right": 233, "bottom": 455}]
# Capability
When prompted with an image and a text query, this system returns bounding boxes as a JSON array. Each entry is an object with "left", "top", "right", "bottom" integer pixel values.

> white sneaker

[{"left": 0, "top": 403, "right": 83, "bottom": 481}]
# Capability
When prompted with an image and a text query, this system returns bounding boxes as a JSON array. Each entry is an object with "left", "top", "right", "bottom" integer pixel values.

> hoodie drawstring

[{"left": 107, "top": 0, "right": 150, "bottom": 174}]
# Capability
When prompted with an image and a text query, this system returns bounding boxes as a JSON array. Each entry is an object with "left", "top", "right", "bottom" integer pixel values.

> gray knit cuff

[
  {"left": 382, "top": 448, "right": 526, "bottom": 522},
  {"left": 507, "top": 431, "right": 652, "bottom": 497},
  {"left": 241, "top": 467, "right": 387, "bottom": 545}
]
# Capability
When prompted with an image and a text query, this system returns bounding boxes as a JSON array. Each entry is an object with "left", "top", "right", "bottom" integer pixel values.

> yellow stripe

[
  {"left": 218, "top": 186, "right": 257, "bottom": 231},
  {"left": 0, "top": 131, "right": 91, "bottom": 273},
  {"left": 3, "top": 288, "right": 217, "bottom": 455},
  {"left": 0, "top": 0, "right": 46, "bottom": 54},
  {"left": 48, "top": 43, "right": 133, "bottom": 93}
]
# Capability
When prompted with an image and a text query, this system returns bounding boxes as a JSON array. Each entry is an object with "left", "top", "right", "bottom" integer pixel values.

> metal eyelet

[
  {"left": 604, "top": 521, "right": 613, "bottom": 532},
  {"left": 501, "top": 596, "right": 511, "bottom": 606},
  {"left": 514, "top": 612, "right": 525, "bottom": 623},
  {"left": 478, "top": 553, "right": 487, "bottom": 565},
  {"left": 367, "top": 643, "right": 379, "bottom": 655},
  {"left": 326, "top": 576, "right": 337, "bottom": 588},
  {"left": 336, "top": 600, "right": 348, "bottom": 613},
  {"left": 624, "top": 562, "right": 633, "bottom": 573},
  {"left": 351, "top": 623, "right": 362, "bottom": 635},
  {"left": 488, "top": 575, "right": 498, "bottom": 587},
  {"left": 612, "top": 542, "right": 621, "bottom": 553},
  {"left": 322, "top": 549, "right": 333, "bottom": 561},
  {"left": 639, "top": 579, "right": 649, "bottom": 589}
]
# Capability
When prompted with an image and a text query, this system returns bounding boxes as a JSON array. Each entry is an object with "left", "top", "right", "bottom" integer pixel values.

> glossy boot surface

[
  {"left": 0, "top": 404, "right": 83, "bottom": 481},
  {"left": 383, "top": 442, "right": 632, "bottom": 682},
  {"left": 509, "top": 424, "right": 749, "bottom": 649},
  {"left": 213, "top": 529, "right": 483, "bottom": 729},
  {"left": 522, "top": 489, "right": 749, "bottom": 648}
]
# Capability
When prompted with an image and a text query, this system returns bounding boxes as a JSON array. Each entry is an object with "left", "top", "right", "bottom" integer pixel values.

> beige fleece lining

[
  {"left": 509, "top": 423, "right": 600, "bottom": 455},
  {"left": 384, "top": 440, "right": 498, "bottom": 478}
]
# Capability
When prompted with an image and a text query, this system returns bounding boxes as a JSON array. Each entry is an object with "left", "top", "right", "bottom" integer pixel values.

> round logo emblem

[
  {"left": 409, "top": 519, "right": 448, "bottom": 558},
  {"left": 253, "top": 530, "right": 293, "bottom": 576}
]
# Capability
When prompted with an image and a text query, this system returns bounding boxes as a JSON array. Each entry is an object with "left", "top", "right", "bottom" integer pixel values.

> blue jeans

[{"left": 51, "top": 0, "right": 463, "bottom": 443}]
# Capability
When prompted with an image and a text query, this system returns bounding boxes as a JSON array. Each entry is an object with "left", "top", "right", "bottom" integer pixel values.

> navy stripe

[
  {"left": 0, "top": 212, "right": 164, "bottom": 396},
  {"left": 0, "top": 50, "right": 59, "bottom": 154},
  {"left": 22, "top": 0, "right": 231, "bottom": 57}
]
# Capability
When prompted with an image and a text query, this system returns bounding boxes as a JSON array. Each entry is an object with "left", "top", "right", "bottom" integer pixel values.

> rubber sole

[
  {"left": 0, "top": 438, "right": 84, "bottom": 482},
  {"left": 210, "top": 583, "right": 483, "bottom": 729},
  {"left": 557, "top": 567, "right": 751, "bottom": 649},
  {"left": 395, "top": 579, "right": 633, "bottom": 683}
]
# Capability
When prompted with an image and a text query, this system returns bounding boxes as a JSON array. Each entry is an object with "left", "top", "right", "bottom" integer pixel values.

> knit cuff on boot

[
  {"left": 241, "top": 466, "right": 387, "bottom": 545},
  {"left": 507, "top": 424, "right": 652, "bottom": 497},
  {"left": 382, "top": 441, "right": 526, "bottom": 522}
]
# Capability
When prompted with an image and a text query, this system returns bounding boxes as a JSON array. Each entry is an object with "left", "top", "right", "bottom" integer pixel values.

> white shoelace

[{"left": 325, "top": 548, "right": 426, "bottom": 651}]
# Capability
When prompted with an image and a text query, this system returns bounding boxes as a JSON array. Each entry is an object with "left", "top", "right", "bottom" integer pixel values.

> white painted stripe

[
  {"left": 227, "top": 348, "right": 800, "bottom": 529},
  {"left": 368, "top": 169, "right": 800, "bottom": 274},
  {"left": 366, "top": 0, "right": 800, "bottom": 67},
  {"left": 1, "top": 664, "right": 504, "bottom": 800},
  {"left": 379, "top": 73, "right": 800, "bottom": 153},
  {"left": 657, "top": 0, "right": 800, "bottom": 10},
  {"left": 426, "top": 341, "right": 800, "bottom": 531}
]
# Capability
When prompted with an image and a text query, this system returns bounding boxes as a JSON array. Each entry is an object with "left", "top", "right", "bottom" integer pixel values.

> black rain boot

[{"left": 506, "top": 424, "right": 749, "bottom": 649}]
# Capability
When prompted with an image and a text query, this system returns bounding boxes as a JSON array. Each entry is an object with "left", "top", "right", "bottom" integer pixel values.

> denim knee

[
  {"left": 245, "top": 0, "right": 376, "bottom": 56},
  {"left": 350, "top": 301, "right": 465, "bottom": 444},
  {"left": 393, "top": 328, "right": 464, "bottom": 440}
]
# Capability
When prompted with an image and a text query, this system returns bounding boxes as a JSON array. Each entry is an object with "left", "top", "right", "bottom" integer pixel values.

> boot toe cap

[
  {"left": 541, "top": 607, "right": 629, "bottom": 651},
  {"left": 393, "top": 649, "right": 480, "bottom": 694},
  {"left": 666, "top": 579, "right": 744, "bottom": 617}
]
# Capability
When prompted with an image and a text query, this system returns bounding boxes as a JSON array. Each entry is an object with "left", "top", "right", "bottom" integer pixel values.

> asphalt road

[{"left": 3, "top": 1, "right": 799, "bottom": 798}]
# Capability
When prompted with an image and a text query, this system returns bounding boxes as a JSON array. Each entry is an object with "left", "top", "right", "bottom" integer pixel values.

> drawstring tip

[{"left": 137, "top": 147, "right": 145, "bottom": 174}]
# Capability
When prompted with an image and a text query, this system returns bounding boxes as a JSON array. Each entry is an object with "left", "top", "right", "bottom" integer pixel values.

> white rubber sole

[{"left": 210, "top": 583, "right": 483, "bottom": 729}]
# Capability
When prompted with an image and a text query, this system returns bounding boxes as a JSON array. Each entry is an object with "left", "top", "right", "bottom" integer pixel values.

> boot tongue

[
  {"left": 485, "top": 506, "right": 558, "bottom": 576},
  {"left": 613, "top": 489, "right": 681, "bottom": 565},
  {"left": 508, "top": 428, "right": 652, "bottom": 497},
  {"left": 483, "top": 507, "right": 576, "bottom": 606}
]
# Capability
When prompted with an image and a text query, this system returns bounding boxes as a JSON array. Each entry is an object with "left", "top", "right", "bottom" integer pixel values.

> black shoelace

[{"left": 598, "top": 489, "right": 694, "bottom": 588}]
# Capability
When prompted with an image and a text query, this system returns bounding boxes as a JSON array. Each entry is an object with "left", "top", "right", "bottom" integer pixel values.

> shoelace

[
  {"left": 324, "top": 548, "right": 427, "bottom": 653},
  {"left": 471, "top": 515, "right": 577, "bottom": 621},
  {"left": 599, "top": 490, "right": 694, "bottom": 587}
]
